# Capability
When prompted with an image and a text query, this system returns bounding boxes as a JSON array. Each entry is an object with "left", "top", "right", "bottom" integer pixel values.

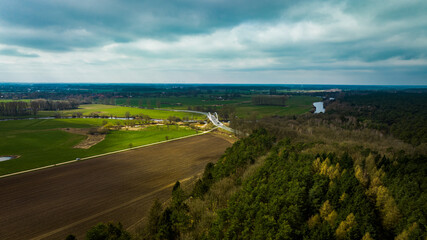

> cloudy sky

[{"left": 0, "top": 0, "right": 426, "bottom": 85}]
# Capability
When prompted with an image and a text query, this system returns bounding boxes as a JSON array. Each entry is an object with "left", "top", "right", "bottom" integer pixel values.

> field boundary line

[{"left": 0, "top": 127, "right": 218, "bottom": 179}]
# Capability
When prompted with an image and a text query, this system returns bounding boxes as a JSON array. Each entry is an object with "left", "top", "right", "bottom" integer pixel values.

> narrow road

[{"left": 0, "top": 133, "right": 231, "bottom": 240}]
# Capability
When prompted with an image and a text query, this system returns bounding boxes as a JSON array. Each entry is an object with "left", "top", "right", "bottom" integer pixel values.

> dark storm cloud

[{"left": 0, "top": 0, "right": 302, "bottom": 50}]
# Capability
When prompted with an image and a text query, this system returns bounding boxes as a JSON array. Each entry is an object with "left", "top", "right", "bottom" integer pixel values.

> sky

[{"left": 0, "top": 0, "right": 426, "bottom": 85}]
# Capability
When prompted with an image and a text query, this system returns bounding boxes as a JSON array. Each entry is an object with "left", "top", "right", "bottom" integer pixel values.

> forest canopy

[{"left": 326, "top": 92, "right": 427, "bottom": 146}]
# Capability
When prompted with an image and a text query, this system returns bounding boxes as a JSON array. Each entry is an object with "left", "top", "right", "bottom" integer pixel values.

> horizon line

[{"left": 1, "top": 82, "right": 427, "bottom": 87}]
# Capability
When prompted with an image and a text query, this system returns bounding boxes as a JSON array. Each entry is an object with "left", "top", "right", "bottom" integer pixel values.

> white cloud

[{"left": 0, "top": 0, "right": 426, "bottom": 84}]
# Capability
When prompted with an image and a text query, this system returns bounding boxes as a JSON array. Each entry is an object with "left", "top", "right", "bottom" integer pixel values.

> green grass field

[
  {"left": 116, "top": 95, "right": 320, "bottom": 118},
  {"left": 0, "top": 99, "right": 32, "bottom": 102},
  {"left": 2, "top": 95, "right": 318, "bottom": 120},
  {"left": 38, "top": 104, "right": 205, "bottom": 120},
  {"left": 0, "top": 95, "right": 320, "bottom": 175},
  {"left": 235, "top": 95, "right": 322, "bottom": 118},
  {"left": 0, "top": 118, "right": 198, "bottom": 175}
]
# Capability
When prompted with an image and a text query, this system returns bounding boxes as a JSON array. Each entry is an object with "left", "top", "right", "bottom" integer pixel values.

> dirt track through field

[{"left": 0, "top": 133, "right": 231, "bottom": 240}]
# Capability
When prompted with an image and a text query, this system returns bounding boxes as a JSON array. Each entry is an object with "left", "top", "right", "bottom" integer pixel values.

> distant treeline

[
  {"left": 251, "top": 95, "right": 288, "bottom": 106},
  {"left": 1, "top": 84, "right": 245, "bottom": 100},
  {"left": 0, "top": 99, "right": 79, "bottom": 116}
]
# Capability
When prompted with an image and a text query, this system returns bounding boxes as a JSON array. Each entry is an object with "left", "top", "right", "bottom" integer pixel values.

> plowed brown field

[{"left": 0, "top": 133, "right": 231, "bottom": 240}]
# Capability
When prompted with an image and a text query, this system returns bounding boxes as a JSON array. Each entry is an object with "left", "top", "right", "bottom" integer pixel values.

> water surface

[
  {"left": 313, "top": 102, "right": 325, "bottom": 113},
  {"left": 0, "top": 157, "right": 13, "bottom": 162}
]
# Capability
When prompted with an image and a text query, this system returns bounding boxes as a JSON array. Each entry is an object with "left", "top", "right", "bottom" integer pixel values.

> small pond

[
  {"left": 0, "top": 156, "right": 13, "bottom": 162},
  {"left": 313, "top": 102, "right": 325, "bottom": 114}
]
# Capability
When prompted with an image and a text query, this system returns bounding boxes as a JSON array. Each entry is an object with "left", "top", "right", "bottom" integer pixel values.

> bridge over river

[
  {"left": 206, "top": 112, "right": 234, "bottom": 132},
  {"left": 153, "top": 108, "right": 235, "bottom": 133}
]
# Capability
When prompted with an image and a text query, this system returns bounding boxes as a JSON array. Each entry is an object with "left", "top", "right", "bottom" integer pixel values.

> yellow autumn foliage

[
  {"left": 307, "top": 214, "right": 320, "bottom": 229},
  {"left": 375, "top": 186, "right": 400, "bottom": 230},
  {"left": 325, "top": 210, "right": 338, "bottom": 226},
  {"left": 314, "top": 157, "right": 341, "bottom": 180},
  {"left": 335, "top": 213, "right": 356, "bottom": 239},
  {"left": 320, "top": 160, "right": 329, "bottom": 175},
  {"left": 312, "top": 157, "right": 321, "bottom": 171},
  {"left": 339, "top": 192, "right": 347, "bottom": 202},
  {"left": 362, "top": 232, "right": 374, "bottom": 240},
  {"left": 320, "top": 200, "right": 333, "bottom": 220},
  {"left": 354, "top": 165, "right": 368, "bottom": 186},
  {"left": 395, "top": 222, "right": 418, "bottom": 240}
]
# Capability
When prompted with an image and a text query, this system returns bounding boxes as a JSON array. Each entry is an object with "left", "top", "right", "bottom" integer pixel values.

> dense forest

[
  {"left": 209, "top": 141, "right": 425, "bottom": 239},
  {"left": 131, "top": 111, "right": 425, "bottom": 240},
  {"left": 326, "top": 92, "right": 427, "bottom": 146}
]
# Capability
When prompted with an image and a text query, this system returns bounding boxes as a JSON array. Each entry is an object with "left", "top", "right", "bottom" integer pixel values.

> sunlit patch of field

[{"left": 0, "top": 118, "right": 198, "bottom": 175}]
